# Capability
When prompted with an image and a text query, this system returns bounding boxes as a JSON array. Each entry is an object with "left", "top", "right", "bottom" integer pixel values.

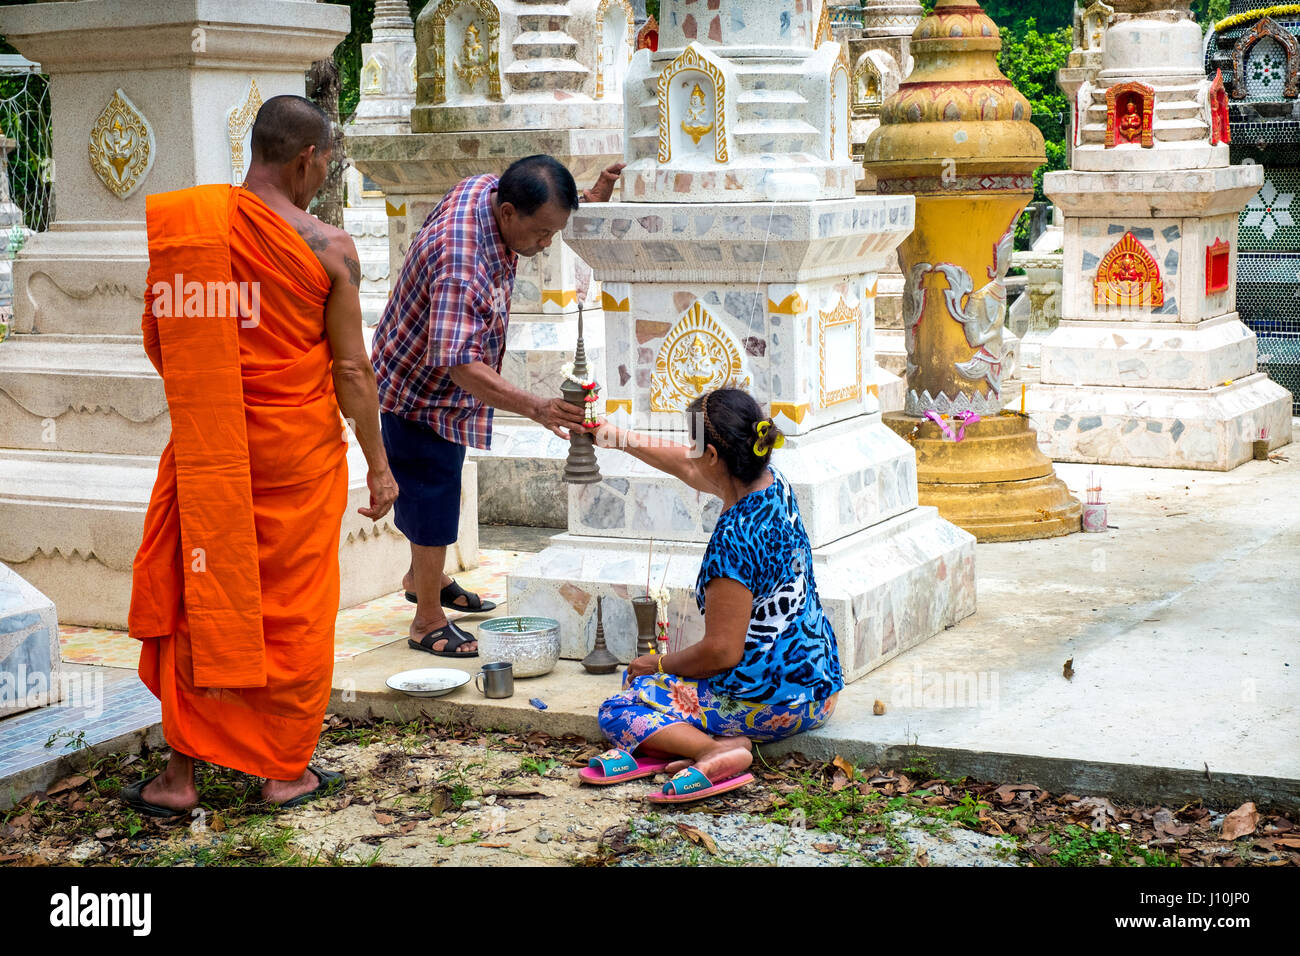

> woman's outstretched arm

[{"left": 594, "top": 422, "right": 714, "bottom": 494}]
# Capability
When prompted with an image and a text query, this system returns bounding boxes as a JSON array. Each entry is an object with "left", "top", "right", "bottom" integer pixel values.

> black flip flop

[
  {"left": 407, "top": 619, "right": 479, "bottom": 657},
  {"left": 404, "top": 579, "right": 498, "bottom": 613},
  {"left": 276, "top": 765, "right": 344, "bottom": 809},
  {"left": 120, "top": 773, "right": 193, "bottom": 819}
]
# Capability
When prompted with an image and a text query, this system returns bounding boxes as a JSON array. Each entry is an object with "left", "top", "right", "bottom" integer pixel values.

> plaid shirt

[{"left": 371, "top": 174, "right": 517, "bottom": 449}]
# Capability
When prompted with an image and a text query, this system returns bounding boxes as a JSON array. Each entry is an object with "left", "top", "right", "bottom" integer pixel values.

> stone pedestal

[
  {"left": 1032, "top": 1, "right": 1293, "bottom": 469},
  {"left": 0, "top": 0, "right": 458, "bottom": 630},
  {"left": 864, "top": 1, "right": 1080, "bottom": 542},
  {"left": 348, "top": 0, "right": 627, "bottom": 527},
  {"left": 509, "top": 2, "right": 975, "bottom": 682},
  {"left": 0, "top": 560, "right": 59, "bottom": 717}
]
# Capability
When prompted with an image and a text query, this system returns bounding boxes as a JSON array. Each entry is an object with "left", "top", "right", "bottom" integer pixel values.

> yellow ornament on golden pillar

[{"left": 862, "top": 0, "right": 1079, "bottom": 542}]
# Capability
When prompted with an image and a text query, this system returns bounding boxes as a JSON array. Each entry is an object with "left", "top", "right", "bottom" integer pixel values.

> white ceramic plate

[{"left": 385, "top": 667, "right": 471, "bottom": 698}]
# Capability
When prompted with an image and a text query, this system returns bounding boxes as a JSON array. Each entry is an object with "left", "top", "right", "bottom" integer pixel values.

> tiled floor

[
  {"left": 57, "top": 548, "right": 526, "bottom": 669},
  {"left": 0, "top": 669, "right": 161, "bottom": 782}
]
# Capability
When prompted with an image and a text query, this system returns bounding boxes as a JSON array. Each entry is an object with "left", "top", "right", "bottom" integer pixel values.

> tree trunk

[{"left": 306, "top": 57, "right": 345, "bottom": 229}]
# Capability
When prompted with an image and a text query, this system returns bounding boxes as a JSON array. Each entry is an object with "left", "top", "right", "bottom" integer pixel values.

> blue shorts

[{"left": 380, "top": 411, "right": 466, "bottom": 547}]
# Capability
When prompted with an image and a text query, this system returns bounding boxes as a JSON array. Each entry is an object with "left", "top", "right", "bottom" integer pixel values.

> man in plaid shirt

[{"left": 371, "top": 154, "right": 621, "bottom": 657}]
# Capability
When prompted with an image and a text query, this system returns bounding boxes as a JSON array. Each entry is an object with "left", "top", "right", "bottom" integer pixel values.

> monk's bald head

[{"left": 250, "top": 95, "right": 332, "bottom": 166}]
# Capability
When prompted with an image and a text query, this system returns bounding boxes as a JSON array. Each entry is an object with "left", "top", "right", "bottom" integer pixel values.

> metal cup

[{"left": 475, "top": 661, "right": 513, "bottom": 699}]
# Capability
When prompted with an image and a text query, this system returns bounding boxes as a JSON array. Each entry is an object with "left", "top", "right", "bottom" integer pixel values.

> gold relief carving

[
  {"left": 657, "top": 45, "right": 728, "bottom": 164},
  {"left": 606, "top": 399, "right": 632, "bottom": 415},
  {"left": 361, "top": 56, "right": 384, "bottom": 94},
  {"left": 595, "top": 0, "right": 635, "bottom": 100},
  {"left": 226, "top": 79, "right": 263, "bottom": 187},
  {"left": 682, "top": 83, "right": 715, "bottom": 145},
  {"left": 1093, "top": 231, "right": 1164, "bottom": 308},
  {"left": 454, "top": 22, "right": 489, "bottom": 91},
  {"left": 431, "top": 0, "right": 502, "bottom": 103},
  {"left": 385, "top": 200, "right": 407, "bottom": 217},
  {"left": 851, "top": 53, "right": 883, "bottom": 119},
  {"left": 818, "top": 296, "right": 863, "bottom": 407},
  {"left": 88, "top": 88, "right": 154, "bottom": 200},
  {"left": 649, "top": 303, "right": 752, "bottom": 412},
  {"left": 601, "top": 290, "right": 630, "bottom": 312},
  {"left": 771, "top": 401, "right": 810, "bottom": 425},
  {"left": 815, "top": 1, "right": 831, "bottom": 46}
]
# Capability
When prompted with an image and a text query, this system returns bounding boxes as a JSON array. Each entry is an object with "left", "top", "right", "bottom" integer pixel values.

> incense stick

[{"left": 645, "top": 537, "right": 654, "bottom": 598}]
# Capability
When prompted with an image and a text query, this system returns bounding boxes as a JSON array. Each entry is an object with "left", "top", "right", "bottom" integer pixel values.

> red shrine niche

[
  {"left": 1105, "top": 81, "right": 1155, "bottom": 148},
  {"left": 1205, "top": 238, "right": 1230, "bottom": 295},
  {"left": 1209, "top": 69, "right": 1231, "bottom": 145},
  {"left": 1094, "top": 231, "right": 1164, "bottom": 308},
  {"left": 636, "top": 14, "right": 658, "bottom": 52}
]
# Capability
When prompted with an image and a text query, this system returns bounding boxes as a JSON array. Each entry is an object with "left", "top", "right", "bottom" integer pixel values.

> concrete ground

[{"left": 336, "top": 443, "right": 1300, "bottom": 812}]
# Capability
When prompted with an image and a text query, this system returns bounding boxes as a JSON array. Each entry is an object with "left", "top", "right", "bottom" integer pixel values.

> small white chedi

[
  {"left": 0, "top": 0, "right": 434, "bottom": 628},
  {"left": 1030, "top": 0, "right": 1293, "bottom": 468},
  {"left": 509, "top": 0, "right": 975, "bottom": 679},
  {"left": 348, "top": 0, "right": 631, "bottom": 527}
]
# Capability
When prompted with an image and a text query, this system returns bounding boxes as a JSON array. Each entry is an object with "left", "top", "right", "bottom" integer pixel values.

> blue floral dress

[{"left": 599, "top": 467, "right": 844, "bottom": 749}]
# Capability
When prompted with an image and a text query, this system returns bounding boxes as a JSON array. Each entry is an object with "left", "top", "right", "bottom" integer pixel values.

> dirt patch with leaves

[{"left": 1, "top": 716, "right": 1295, "bottom": 867}]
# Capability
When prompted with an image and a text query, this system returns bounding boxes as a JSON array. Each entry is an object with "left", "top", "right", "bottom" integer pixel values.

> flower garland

[
  {"left": 1215, "top": 4, "right": 1300, "bottom": 33},
  {"left": 648, "top": 585, "right": 670, "bottom": 651},
  {"left": 560, "top": 361, "right": 600, "bottom": 429}
]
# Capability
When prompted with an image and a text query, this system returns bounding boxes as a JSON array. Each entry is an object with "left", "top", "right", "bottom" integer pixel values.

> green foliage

[
  {"left": 1191, "top": 0, "right": 1232, "bottom": 31},
  {"left": 1046, "top": 824, "right": 1180, "bottom": 867}
]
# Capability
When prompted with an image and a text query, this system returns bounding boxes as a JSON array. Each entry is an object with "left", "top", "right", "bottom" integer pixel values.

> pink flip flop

[
  {"left": 579, "top": 748, "right": 671, "bottom": 786},
  {"left": 647, "top": 766, "right": 755, "bottom": 804}
]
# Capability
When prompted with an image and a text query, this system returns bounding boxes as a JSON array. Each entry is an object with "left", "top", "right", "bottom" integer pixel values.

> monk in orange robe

[{"left": 124, "top": 95, "right": 398, "bottom": 814}]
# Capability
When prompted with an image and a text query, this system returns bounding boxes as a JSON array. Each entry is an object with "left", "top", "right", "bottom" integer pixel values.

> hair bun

[{"left": 751, "top": 418, "right": 785, "bottom": 457}]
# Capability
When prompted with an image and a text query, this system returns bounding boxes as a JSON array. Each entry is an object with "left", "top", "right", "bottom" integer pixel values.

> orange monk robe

[{"left": 129, "top": 184, "right": 349, "bottom": 781}]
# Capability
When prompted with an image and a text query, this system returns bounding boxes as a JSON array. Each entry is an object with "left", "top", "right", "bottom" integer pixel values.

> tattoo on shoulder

[
  {"left": 344, "top": 254, "right": 361, "bottom": 287},
  {"left": 295, "top": 217, "right": 330, "bottom": 254}
]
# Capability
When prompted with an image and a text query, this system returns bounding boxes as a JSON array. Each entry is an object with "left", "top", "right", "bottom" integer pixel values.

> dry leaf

[
  {"left": 916, "top": 847, "right": 929, "bottom": 867},
  {"left": 812, "top": 843, "right": 838, "bottom": 853},
  {"left": 831, "top": 771, "right": 851, "bottom": 792},
  {"left": 94, "top": 827, "right": 114, "bottom": 840},
  {"left": 831, "top": 755, "right": 856, "bottom": 780},
  {"left": 1272, "top": 836, "right": 1300, "bottom": 849},
  {"left": 400, "top": 821, "right": 417, "bottom": 835},
  {"left": 210, "top": 813, "right": 225, "bottom": 833},
  {"left": 46, "top": 775, "right": 89, "bottom": 796},
  {"left": 476, "top": 842, "right": 510, "bottom": 849},
  {"left": 675, "top": 823, "right": 718, "bottom": 855},
  {"left": 374, "top": 811, "right": 395, "bottom": 825},
  {"left": 873, "top": 699, "right": 886, "bottom": 715},
  {"left": 1072, "top": 796, "right": 1119, "bottom": 832},
  {"left": 1063, "top": 658, "right": 1074, "bottom": 681},
  {"left": 1221, "top": 802, "right": 1259, "bottom": 841}
]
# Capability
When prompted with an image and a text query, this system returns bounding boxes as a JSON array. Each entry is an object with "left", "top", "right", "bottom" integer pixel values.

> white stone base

[
  {"left": 468, "top": 421, "right": 571, "bottom": 528},
  {"left": 1029, "top": 374, "right": 1293, "bottom": 470},
  {"left": 1040, "top": 315, "right": 1257, "bottom": 390},
  {"left": 566, "top": 417, "right": 919, "bottom": 550},
  {"left": 0, "top": 445, "right": 477, "bottom": 629},
  {"left": 507, "top": 504, "right": 976, "bottom": 683},
  {"left": 1, "top": 560, "right": 61, "bottom": 716}
]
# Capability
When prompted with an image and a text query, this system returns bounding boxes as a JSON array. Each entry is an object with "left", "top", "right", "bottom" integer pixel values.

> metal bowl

[{"left": 477, "top": 616, "right": 561, "bottom": 678}]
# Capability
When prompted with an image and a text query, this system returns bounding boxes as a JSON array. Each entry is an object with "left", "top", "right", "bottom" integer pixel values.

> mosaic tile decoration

[
  {"left": 1239, "top": 166, "right": 1300, "bottom": 250},
  {"left": 57, "top": 549, "right": 525, "bottom": 669},
  {"left": 1239, "top": 252, "right": 1300, "bottom": 412}
]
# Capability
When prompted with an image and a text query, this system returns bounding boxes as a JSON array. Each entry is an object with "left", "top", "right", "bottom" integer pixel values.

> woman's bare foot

[
  {"left": 688, "top": 743, "right": 754, "bottom": 784},
  {"left": 665, "top": 736, "right": 753, "bottom": 776}
]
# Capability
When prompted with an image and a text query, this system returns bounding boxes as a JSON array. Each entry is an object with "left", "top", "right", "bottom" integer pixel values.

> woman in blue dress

[{"left": 583, "top": 387, "right": 844, "bottom": 802}]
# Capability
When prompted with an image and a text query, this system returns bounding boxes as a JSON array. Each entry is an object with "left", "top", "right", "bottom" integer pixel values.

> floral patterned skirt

[{"left": 598, "top": 672, "right": 835, "bottom": 752}]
